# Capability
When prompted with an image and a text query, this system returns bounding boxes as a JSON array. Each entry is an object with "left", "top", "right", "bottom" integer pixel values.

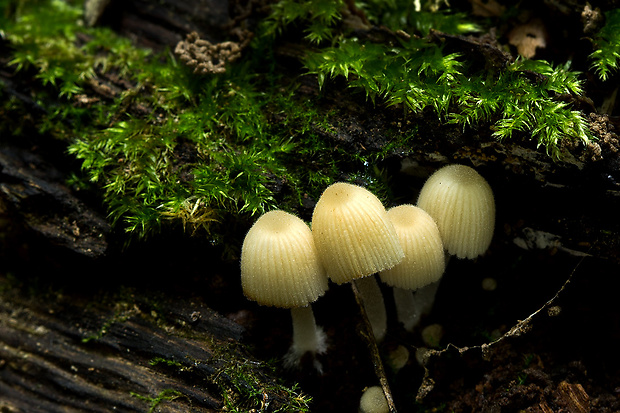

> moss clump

[
  {"left": 0, "top": 0, "right": 603, "bottom": 244},
  {"left": 130, "top": 389, "right": 185, "bottom": 413},
  {"left": 589, "top": 8, "right": 620, "bottom": 81},
  {"left": 298, "top": 3, "right": 592, "bottom": 158},
  {"left": 3, "top": 0, "right": 403, "bottom": 243},
  {"left": 212, "top": 350, "right": 313, "bottom": 413}
]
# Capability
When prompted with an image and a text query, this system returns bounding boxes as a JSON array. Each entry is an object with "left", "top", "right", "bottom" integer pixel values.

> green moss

[
  {"left": 130, "top": 388, "right": 185, "bottom": 413},
  {"left": 514, "top": 353, "right": 536, "bottom": 386},
  {"left": 589, "top": 9, "right": 620, "bottom": 81},
  {"left": 304, "top": 29, "right": 592, "bottom": 158},
  {"left": 262, "top": 0, "right": 345, "bottom": 44},
  {"left": 212, "top": 348, "right": 312, "bottom": 413},
  {"left": 360, "top": 0, "right": 481, "bottom": 36},
  {"left": 0, "top": 0, "right": 599, "bottom": 243},
  {"left": 2, "top": 0, "right": 352, "bottom": 242},
  {"left": 264, "top": 0, "right": 592, "bottom": 158}
]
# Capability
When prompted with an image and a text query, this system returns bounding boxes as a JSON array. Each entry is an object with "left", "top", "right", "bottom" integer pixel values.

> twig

[{"left": 351, "top": 278, "right": 397, "bottom": 413}]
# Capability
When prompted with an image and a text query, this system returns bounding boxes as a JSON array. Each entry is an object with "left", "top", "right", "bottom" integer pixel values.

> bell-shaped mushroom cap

[
  {"left": 380, "top": 205, "right": 445, "bottom": 290},
  {"left": 241, "top": 210, "right": 328, "bottom": 308},
  {"left": 417, "top": 164, "right": 495, "bottom": 259},
  {"left": 311, "top": 182, "right": 404, "bottom": 284}
]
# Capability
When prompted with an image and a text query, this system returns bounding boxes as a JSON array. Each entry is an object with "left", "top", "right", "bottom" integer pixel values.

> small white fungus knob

[{"left": 359, "top": 386, "right": 389, "bottom": 413}]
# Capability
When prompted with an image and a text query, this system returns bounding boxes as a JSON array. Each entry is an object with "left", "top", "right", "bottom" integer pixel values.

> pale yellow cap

[
  {"left": 241, "top": 210, "right": 328, "bottom": 308},
  {"left": 417, "top": 164, "right": 495, "bottom": 259},
  {"left": 380, "top": 205, "right": 445, "bottom": 290},
  {"left": 311, "top": 182, "right": 404, "bottom": 284}
]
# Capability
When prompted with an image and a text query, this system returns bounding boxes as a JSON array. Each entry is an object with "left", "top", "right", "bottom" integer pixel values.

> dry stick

[{"left": 351, "top": 278, "right": 398, "bottom": 413}]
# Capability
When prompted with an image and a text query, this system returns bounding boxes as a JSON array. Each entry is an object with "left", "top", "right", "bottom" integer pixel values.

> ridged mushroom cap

[
  {"left": 380, "top": 205, "right": 445, "bottom": 290},
  {"left": 311, "top": 182, "right": 404, "bottom": 284},
  {"left": 417, "top": 164, "right": 495, "bottom": 259},
  {"left": 241, "top": 210, "right": 328, "bottom": 308}
]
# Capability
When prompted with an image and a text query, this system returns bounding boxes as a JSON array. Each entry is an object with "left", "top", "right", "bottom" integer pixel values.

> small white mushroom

[
  {"left": 380, "top": 205, "right": 445, "bottom": 290},
  {"left": 312, "top": 182, "right": 404, "bottom": 284},
  {"left": 359, "top": 386, "right": 389, "bottom": 413},
  {"left": 312, "top": 182, "right": 404, "bottom": 342},
  {"left": 379, "top": 205, "right": 445, "bottom": 331},
  {"left": 241, "top": 210, "right": 329, "bottom": 370}
]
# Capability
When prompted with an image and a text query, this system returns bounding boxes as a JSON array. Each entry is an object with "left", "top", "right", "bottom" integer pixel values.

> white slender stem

[
  {"left": 416, "top": 280, "right": 441, "bottom": 316},
  {"left": 393, "top": 287, "right": 418, "bottom": 332},
  {"left": 284, "top": 305, "right": 327, "bottom": 372},
  {"left": 393, "top": 279, "right": 442, "bottom": 332},
  {"left": 355, "top": 275, "right": 387, "bottom": 342},
  {"left": 290, "top": 306, "right": 323, "bottom": 353}
]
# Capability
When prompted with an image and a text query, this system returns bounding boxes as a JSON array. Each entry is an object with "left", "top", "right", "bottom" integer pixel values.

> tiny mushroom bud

[
  {"left": 312, "top": 182, "right": 404, "bottom": 342},
  {"left": 386, "top": 345, "right": 410, "bottom": 372},
  {"left": 421, "top": 323, "right": 444, "bottom": 348},
  {"left": 417, "top": 164, "right": 495, "bottom": 259},
  {"left": 379, "top": 205, "right": 445, "bottom": 331},
  {"left": 359, "top": 386, "right": 389, "bottom": 413},
  {"left": 241, "top": 210, "right": 329, "bottom": 370}
]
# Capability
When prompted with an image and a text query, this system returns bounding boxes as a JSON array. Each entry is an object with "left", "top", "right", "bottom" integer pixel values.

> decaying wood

[
  {"left": 557, "top": 381, "right": 591, "bottom": 413},
  {"left": 0, "top": 285, "right": 297, "bottom": 412},
  {"left": 0, "top": 144, "right": 110, "bottom": 258}
]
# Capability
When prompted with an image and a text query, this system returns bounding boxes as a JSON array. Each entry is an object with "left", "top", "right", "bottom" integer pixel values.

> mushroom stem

[
  {"left": 392, "top": 281, "right": 441, "bottom": 332},
  {"left": 392, "top": 287, "right": 417, "bottom": 332},
  {"left": 415, "top": 280, "right": 441, "bottom": 318},
  {"left": 284, "top": 305, "right": 327, "bottom": 372},
  {"left": 354, "top": 275, "right": 387, "bottom": 342}
]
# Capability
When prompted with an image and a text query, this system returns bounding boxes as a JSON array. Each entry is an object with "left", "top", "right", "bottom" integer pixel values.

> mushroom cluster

[{"left": 239, "top": 164, "right": 495, "bottom": 369}]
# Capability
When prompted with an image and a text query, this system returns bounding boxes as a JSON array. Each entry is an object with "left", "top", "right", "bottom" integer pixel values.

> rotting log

[
  {"left": 0, "top": 284, "right": 303, "bottom": 412},
  {"left": 0, "top": 144, "right": 110, "bottom": 258}
]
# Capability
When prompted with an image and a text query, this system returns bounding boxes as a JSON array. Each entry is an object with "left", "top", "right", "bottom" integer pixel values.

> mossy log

[{"left": 0, "top": 0, "right": 618, "bottom": 262}]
